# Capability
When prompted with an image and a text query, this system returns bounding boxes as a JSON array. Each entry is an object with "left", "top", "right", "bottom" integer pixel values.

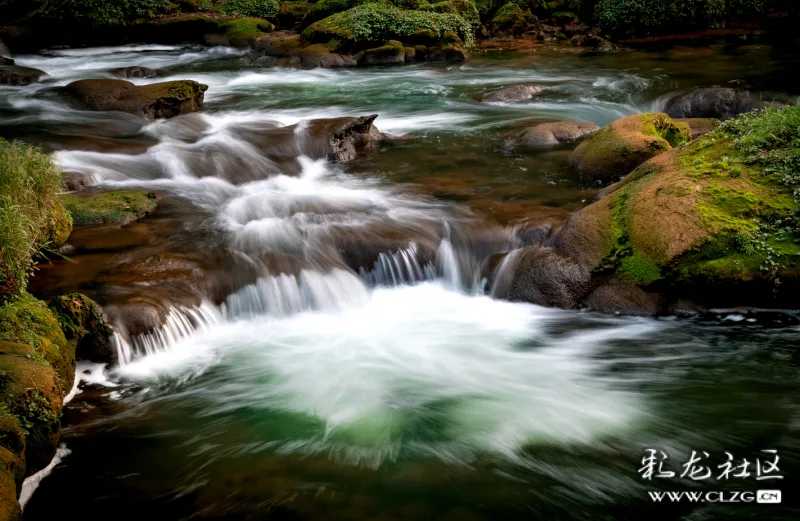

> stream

[{"left": 1, "top": 37, "right": 799, "bottom": 520}]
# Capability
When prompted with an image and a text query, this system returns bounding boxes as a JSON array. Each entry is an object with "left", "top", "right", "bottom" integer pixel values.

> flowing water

[{"left": 2, "top": 36, "right": 800, "bottom": 520}]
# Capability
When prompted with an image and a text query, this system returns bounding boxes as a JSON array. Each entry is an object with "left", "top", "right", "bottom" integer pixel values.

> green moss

[
  {"left": 0, "top": 294, "right": 74, "bottom": 392},
  {"left": 1, "top": 139, "right": 72, "bottom": 301},
  {"left": 422, "top": 0, "right": 480, "bottom": 23},
  {"left": 491, "top": 2, "right": 533, "bottom": 27},
  {"left": 39, "top": 0, "right": 175, "bottom": 28},
  {"left": 302, "top": 3, "right": 475, "bottom": 50},
  {"left": 640, "top": 112, "right": 691, "bottom": 148},
  {"left": 60, "top": 190, "right": 158, "bottom": 226},
  {"left": 216, "top": 17, "right": 275, "bottom": 40}
]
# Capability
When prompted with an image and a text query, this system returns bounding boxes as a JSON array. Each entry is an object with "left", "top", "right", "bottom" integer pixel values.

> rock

[
  {"left": 253, "top": 33, "right": 357, "bottom": 68},
  {"left": 0, "top": 447, "right": 23, "bottom": 521},
  {"left": 297, "top": 44, "right": 357, "bottom": 68},
  {"left": 300, "top": 115, "right": 384, "bottom": 162},
  {"left": 62, "top": 79, "right": 208, "bottom": 119},
  {"left": 426, "top": 44, "right": 467, "bottom": 63},
  {"left": 515, "top": 121, "right": 599, "bottom": 150},
  {"left": 0, "top": 57, "right": 13, "bottom": 66},
  {"left": 568, "top": 113, "right": 691, "bottom": 184},
  {"left": 0, "top": 65, "right": 46, "bottom": 85},
  {"left": 59, "top": 190, "right": 158, "bottom": 226},
  {"left": 675, "top": 117, "right": 720, "bottom": 139},
  {"left": 49, "top": 294, "right": 114, "bottom": 363},
  {"left": 571, "top": 34, "right": 615, "bottom": 50},
  {"left": 665, "top": 88, "right": 761, "bottom": 120},
  {"left": 482, "top": 85, "right": 543, "bottom": 103},
  {"left": 132, "top": 14, "right": 274, "bottom": 48},
  {"left": 501, "top": 247, "right": 591, "bottom": 309},
  {"left": 0, "top": 39, "right": 10, "bottom": 58},
  {"left": 62, "top": 171, "right": 95, "bottom": 191},
  {"left": 360, "top": 40, "right": 406, "bottom": 66},
  {"left": 547, "top": 107, "right": 800, "bottom": 313},
  {"left": 111, "top": 66, "right": 158, "bottom": 79},
  {"left": 490, "top": 3, "right": 536, "bottom": 34}
]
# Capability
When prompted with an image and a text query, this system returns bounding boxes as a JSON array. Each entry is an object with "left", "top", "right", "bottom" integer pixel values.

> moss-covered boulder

[
  {"left": 63, "top": 79, "right": 207, "bottom": 119},
  {"left": 514, "top": 121, "right": 599, "bottom": 150},
  {"left": 0, "top": 294, "right": 75, "bottom": 393},
  {"left": 49, "top": 294, "right": 114, "bottom": 363},
  {"left": 131, "top": 14, "right": 274, "bottom": 47},
  {"left": 542, "top": 105, "right": 800, "bottom": 313},
  {"left": 360, "top": 39, "right": 406, "bottom": 65},
  {"left": 60, "top": 190, "right": 158, "bottom": 226},
  {"left": 490, "top": 3, "right": 535, "bottom": 34},
  {"left": 568, "top": 113, "right": 691, "bottom": 184},
  {"left": 422, "top": 0, "right": 480, "bottom": 23},
  {"left": 302, "top": 3, "right": 473, "bottom": 52},
  {"left": 275, "top": 0, "right": 314, "bottom": 28},
  {"left": 0, "top": 446, "right": 23, "bottom": 521}
]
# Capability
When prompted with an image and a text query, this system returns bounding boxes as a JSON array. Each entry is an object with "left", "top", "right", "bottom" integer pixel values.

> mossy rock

[
  {"left": 63, "top": 79, "right": 207, "bottom": 120},
  {"left": 49, "top": 294, "right": 114, "bottom": 363},
  {"left": 568, "top": 113, "right": 691, "bottom": 184},
  {"left": 0, "top": 341, "right": 63, "bottom": 475},
  {"left": 0, "top": 446, "right": 23, "bottom": 521},
  {"left": 60, "top": 190, "right": 158, "bottom": 226},
  {"left": 490, "top": 2, "right": 535, "bottom": 33},
  {"left": 360, "top": 39, "right": 406, "bottom": 65},
  {"left": 302, "top": 3, "right": 474, "bottom": 52},
  {"left": 0, "top": 294, "right": 75, "bottom": 393},
  {"left": 276, "top": 1, "right": 314, "bottom": 28},
  {"left": 551, "top": 129, "right": 800, "bottom": 311},
  {"left": 422, "top": 0, "right": 480, "bottom": 23},
  {"left": 132, "top": 14, "right": 274, "bottom": 47}
]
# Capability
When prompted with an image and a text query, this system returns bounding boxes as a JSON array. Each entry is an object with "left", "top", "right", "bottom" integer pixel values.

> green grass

[{"left": 0, "top": 140, "right": 70, "bottom": 301}]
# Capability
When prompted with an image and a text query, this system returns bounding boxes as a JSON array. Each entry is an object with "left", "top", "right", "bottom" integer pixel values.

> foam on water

[{"left": 114, "top": 282, "right": 658, "bottom": 465}]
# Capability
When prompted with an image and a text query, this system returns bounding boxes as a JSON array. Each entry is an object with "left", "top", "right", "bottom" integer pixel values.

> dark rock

[
  {"left": 571, "top": 34, "right": 615, "bottom": 50},
  {"left": 482, "top": 84, "right": 543, "bottom": 103},
  {"left": 515, "top": 121, "right": 599, "bottom": 150},
  {"left": 360, "top": 40, "right": 405, "bottom": 66},
  {"left": 665, "top": 88, "right": 761, "bottom": 120},
  {"left": 426, "top": 44, "right": 467, "bottom": 63},
  {"left": 49, "top": 294, "right": 115, "bottom": 363},
  {"left": 62, "top": 79, "right": 208, "bottom": 119},
  {"left": 0, "top": 64, "right": 46, "bottom": 85},
  {"left": 301, "top": 114, "right": 384, "bottom": 162},
  {"left": 0, "top": 39, "right": 10, "bottom": 58},
  {"left": 111, "top": 66, "right": 158, "bottom": 79},
  {"left": 500, "top": 247, "right": 591, "bottom": 309},
  {"left": 0, "top": 57, "right": 13, "bottom": 65},
  {"left": 62, "top": 171, "right": 94, "bottom": 191}
]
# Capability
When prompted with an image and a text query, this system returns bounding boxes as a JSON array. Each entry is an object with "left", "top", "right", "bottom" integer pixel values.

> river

[{"left": 1, "top": 36, "right": 799, "bottom": 520}]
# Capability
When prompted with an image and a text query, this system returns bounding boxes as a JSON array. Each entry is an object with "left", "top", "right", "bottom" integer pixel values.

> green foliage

[
  {"left": 595, "top": 0, "right": 768, "bottom": 36},
  {"left": 0, "top": 140, "right": 70, "bottom": 301},
  {"left": 10, "top": 389, "right": 59, "bottom": 436},
  {"left": 39, "top": 0, "right": 175, "bottom": 27},
  {"left": 303, "top": 3, "right": 475, "bottom": 48},
  {"left": 220, "top": 0, "right": 280, "bottom": 19}
]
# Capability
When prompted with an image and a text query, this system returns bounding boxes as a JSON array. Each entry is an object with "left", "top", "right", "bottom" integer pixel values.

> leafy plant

[
  {"left": 39, "top": 0, "right": 175, "bottom": 27},
  {"left": 220, "top": 0, "right": 280, "bottom": 18}
]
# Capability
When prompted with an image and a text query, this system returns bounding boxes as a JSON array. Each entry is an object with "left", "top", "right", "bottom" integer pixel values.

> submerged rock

[
  {"left": 515, "top": 121, "right": 599, "bottom": 150},
  {"left": 482, "top": 85, "right": 543, "bottom": 103},
  {"left": 62, "top": 79, "right": 207, "bottom": 119},
  {"left": 665, "top": 88, "right": 761, "bottom": 120},
  {"left": 0, "top": 64, "right": 46, "bottom": 85},
  {"left": 60, "top": 190, "right": 158, "bottom": 226},
  {"left": 568, "top": 113, "right": 691, "bottom": 184},
  {"left": 111, "top": 66, "right": 158, "bottom": 79}
]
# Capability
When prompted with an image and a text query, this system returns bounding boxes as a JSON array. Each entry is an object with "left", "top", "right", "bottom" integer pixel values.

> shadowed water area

[{"left": 1, "top": 36, "right": 799, "bottom": 520}]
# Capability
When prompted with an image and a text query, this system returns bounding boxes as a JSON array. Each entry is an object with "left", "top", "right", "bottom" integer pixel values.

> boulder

[
  {"left": 500, "top": 247, "right": 591, "bottom": 309},
  {"left": 0, "top": 65, "right": 46, "bottom": 85},
  {"left": 300, "top": 115, "right": 384, "bottom": 162},
  {"left": 515, "top": 121, "right": 599, "bottom": 150},
  {"left": 360, "top": 40, "right": 406, "bottom": 66},
  {"left": 62, "top": 79, "right": 208, "bottom": 119},
  {"left": 482, "top": 85, "right": 543, "bottom": 103},
  {"left": 545, "top": 107, "right": 800, "bottom": 313},
  {"left": 426, "top": 44, "right": 467, "bottom": 63},
  {"left": 111, "top": 66, "right": 158, "bottom": 79},
  {"left": 132, "top": 14, "right": 274, "bottom": 48},
  {"left": 59, "top": 190, "right": 158, "bottom": 226},
  {"left": 62, "top": 171, "right": 95, "bottom": 191},
  {"left": 665, "top": 88, "right": 761, "bottom": 120},
  {"left": 0, "top": 39, "right": 10, "bottom": 58},
  {"left": 49, "top": 294, "right": 114, "bottom": 363},
  {"left": 571, "top": 34, "right": 615, "bottom": 50},
  {"left": 0, "top": 57, "right": 13, "bottom": 66},
  {"left": 0, "top": 447, "right": 23, "bottom": 521},
  {"left": 490, "top": 3, "right": 536, "bottom": 34},
  {"left": 568, "top": 113, "right": 691, "bottom": 184},
  {"left": 675, "top": 117, "right": 720, "bottom": 139}
]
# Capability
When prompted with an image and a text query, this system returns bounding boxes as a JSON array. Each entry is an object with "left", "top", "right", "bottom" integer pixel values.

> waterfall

[
  {"left": 112, "top": 302, "right": 222, "bottom": 365},
  {"left": 490, "top": 248, "right": 524, "bottom": 298},
  {"left": 437, "top": 238, "right": 461, "bottom": 290},
  {"left": 223, "top": 268, "right": 370, "bottom": 319},
  {"left": 359, "top": 243, "right": 436, "bottom": 287}
]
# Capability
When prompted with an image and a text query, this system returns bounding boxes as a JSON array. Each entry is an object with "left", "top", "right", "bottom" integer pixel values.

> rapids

[{"left": 1, "top": 38, "right": 798, "bottom": 521}]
